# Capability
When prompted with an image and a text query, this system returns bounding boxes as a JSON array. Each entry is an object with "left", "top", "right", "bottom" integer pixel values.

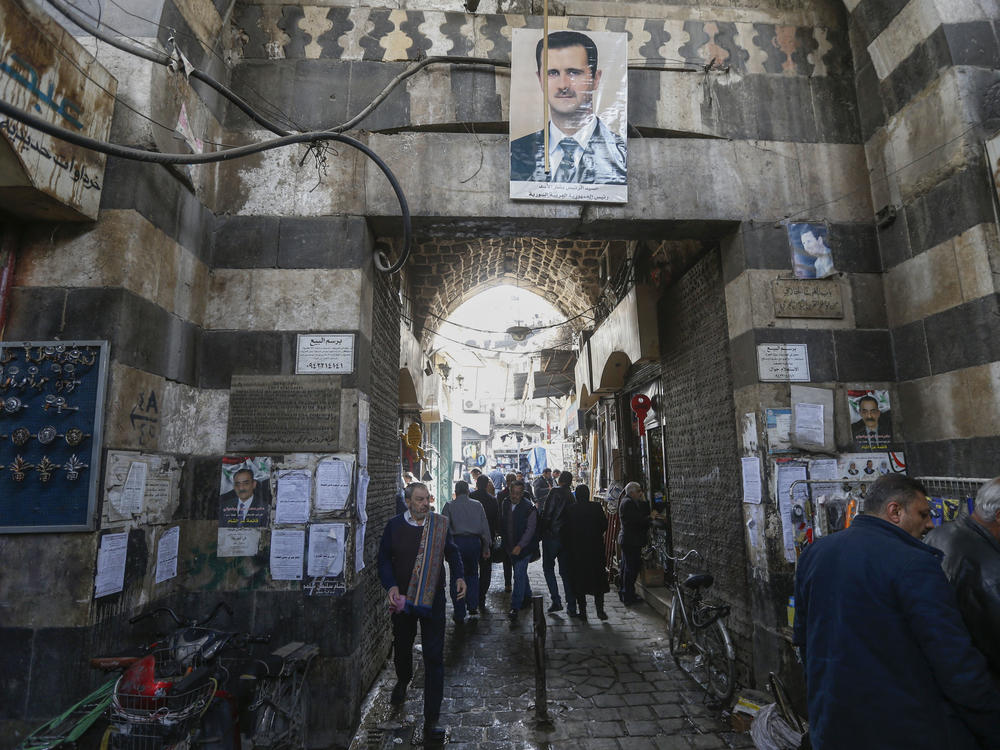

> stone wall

[
  {"left": 849, "top": 0, "right": 1000, "bottom": 477},
  {"left": 0, "top": 1, "right": 391, "bottom": 746},
  {"left": 659, "top": 247, "right": 750, "bottom": 683}
]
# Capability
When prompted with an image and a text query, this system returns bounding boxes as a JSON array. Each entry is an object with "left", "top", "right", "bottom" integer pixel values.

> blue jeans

[
  {"left": 510, "top": 555, "right": 533, "bottom": 610},
  {"left": 449, "top": 535, "right": 481, "bottom": 621},
  {"left": 542, "top": 534, "right": 574, "bottom": 611}
]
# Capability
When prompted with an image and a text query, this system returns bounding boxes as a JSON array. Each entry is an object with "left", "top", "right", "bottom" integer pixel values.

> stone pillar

[{"left": 849, "top": 0, "right": 1000, "bottom": 475}]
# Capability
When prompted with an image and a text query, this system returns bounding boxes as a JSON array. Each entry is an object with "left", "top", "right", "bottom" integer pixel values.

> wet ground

[{"left": 349, "top": 565, "right": 755, "bottom": 750}]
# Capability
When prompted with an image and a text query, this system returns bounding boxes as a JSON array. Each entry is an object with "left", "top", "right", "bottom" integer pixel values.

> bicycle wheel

[
  {"left": 667, "top": 595, "right": 694, "bottom": 672},
  {"left": 699, "top": 619, "right": 735, "bottom": 704},
  {"left": 252, "top": 677, "right": 309, "bottom": 748}
]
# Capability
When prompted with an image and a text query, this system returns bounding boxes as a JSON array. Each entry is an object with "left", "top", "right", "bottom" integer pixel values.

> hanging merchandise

[
  {"left": 404, "top": 422, "right": 424, "bottom": 460},
  {"left": 630, "top": 394, "right": 651, "bottom": 437}
]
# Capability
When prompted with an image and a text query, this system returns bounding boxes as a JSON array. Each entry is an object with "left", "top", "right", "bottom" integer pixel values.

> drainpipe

[{"left": 0, "top": 226, "right": 16, "bottom": 340}]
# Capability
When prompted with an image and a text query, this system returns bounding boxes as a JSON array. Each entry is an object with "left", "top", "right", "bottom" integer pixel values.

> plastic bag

[{"left": 750, "top": 703, "right": 805, "bottom": 750}]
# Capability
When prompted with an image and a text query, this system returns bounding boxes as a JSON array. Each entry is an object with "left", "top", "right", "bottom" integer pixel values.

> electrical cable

[
  {"left": 67, "top": 0, "right": 303, "bottom": 132},
  {"left": 48, "top": 0, "right": 297, "bottom": 137},
  {"left": 19, "top": 5, "right": 241, "bottom": 149},
  {"left": 403, "top": 310, "right": 577, "bottom": 356},
  {"left": 38, "top": 0, "right": 413, "bottom": 271},
  {"left": 414, "top": 301, "right": 596, "bottom": 334},
  {"left": 0, "top": 96, "right": 412, "bottom": 273},
  {"left": 326, "top": 56, "right": 510, "bottom": 134},
  {"left": 39, "top": 0, "right": 996, "bottom": 271}
]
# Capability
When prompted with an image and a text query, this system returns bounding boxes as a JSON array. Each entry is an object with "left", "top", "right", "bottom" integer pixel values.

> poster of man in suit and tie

[
  {"left": 218, "top": 456, "right": 272, "bottom": 528},
  {"left": 510, "top": 29, "right": 628, "bottom": 203}
]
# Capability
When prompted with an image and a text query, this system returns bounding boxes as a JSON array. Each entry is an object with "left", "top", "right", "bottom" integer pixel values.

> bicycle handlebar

[
  {"left": 664, "top": 549, "right": 704, "bottom": 564},
  {"left": 128, "top": 601, "right": 234, "bottom": 627}
]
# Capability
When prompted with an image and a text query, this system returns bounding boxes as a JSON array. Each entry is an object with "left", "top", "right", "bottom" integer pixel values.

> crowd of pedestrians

[
  {"left": 377, "top": 465, "right": 647, "bottom": 741},
  {"left": 378, "top": 465, "right": 1000, "bottom": 748}
]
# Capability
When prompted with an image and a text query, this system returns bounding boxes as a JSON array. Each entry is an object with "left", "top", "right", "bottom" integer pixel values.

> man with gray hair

[
  {"left": 618, "top": 482, "right": 650, "bottom": 605},
  {"left": 927, "top": 476, "right": 1000, "bottom": 680},
  {"left": 442, "top": 480, "right": 492, "bottom": 625}
]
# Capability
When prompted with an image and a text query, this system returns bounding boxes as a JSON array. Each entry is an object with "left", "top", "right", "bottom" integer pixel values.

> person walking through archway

[
  {"left": 564, "top": 484, "right": 609, "bottom": 620},
  {"left": 470, "top": 474, "right": 501, "bottom": 611},
  {"left": 539, "top": 470, "right": 576, "bottom": 615}
]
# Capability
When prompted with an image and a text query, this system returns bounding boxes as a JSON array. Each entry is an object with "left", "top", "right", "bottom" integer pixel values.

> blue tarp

[{"left": 528, "top": 446, "right": 547, "bottom": 475}]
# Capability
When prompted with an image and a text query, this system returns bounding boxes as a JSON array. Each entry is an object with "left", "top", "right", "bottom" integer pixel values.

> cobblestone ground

[{"left": 350, "top": 565, "right": 754, "bottom": 750}]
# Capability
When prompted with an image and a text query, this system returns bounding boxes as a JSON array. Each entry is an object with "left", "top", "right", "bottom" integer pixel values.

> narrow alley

[{"left": 353, "top": 566, "right": 753, "bottom": 750}]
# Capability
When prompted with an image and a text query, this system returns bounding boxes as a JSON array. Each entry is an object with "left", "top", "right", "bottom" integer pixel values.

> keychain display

[{"left": 0, "top": 341, "right": 108, "bottom": 533}]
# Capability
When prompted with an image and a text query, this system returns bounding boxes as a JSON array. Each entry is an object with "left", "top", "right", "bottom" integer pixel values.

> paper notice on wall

[
  {"left": 275, "top": 470, "right": 311, "bottom": 524},
  {"left": 356, "top": 470, "right": 370, "bottom": 524},
  {"left": 741, "top": 412, "right": 758, "bottom": 454},
  {"left": 358, "top": 392, "right": 370, "bottom": 469},
  {"left": 776, "top": 464, "right": 808, "bottom": 562},
  {"left": 794, "top": 403, "right": 824, "bottom": 446},
  {"left": 744, "top": 502, "right": 768, "bottom": 570},
  {"left": 270, "top": 529, "right": 305, "bottom": 580},
  {"left": 746, "top": 510, "right": 762, "bottom": 550},
  {"left": 790, "top": 385, "right": 834, "bottom": 452},
  {"left": 315, "top": 456, "right": 353, "bottom": 512},
  {"left": 741, "top": 457, "right": 763, "bottom": 504},
  {"left": 766, "top": 408, "right": 794, "bottom": 454},
  {"left": 95, "top": 532, "right": 128, "bottom": 597},
  {"left": 116, "top": 461, "right": 147, "bottom": 515},
  {"left": 217, "top": 528, "right": 261, "bottom": 557},
  {"left": 155, "top": 526, "right": 179, "bottom": 584},
  {"left": 809, "top": 458, "right": 839, "bottom": 500},
  {"left": 308, "top": 523, "right": 346, "bottom": 577},
  {"left": 355, "top": 523, "right": 367, "bottom": 572}
]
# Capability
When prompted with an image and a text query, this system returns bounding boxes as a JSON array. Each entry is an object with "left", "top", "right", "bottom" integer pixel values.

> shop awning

[{"left": 532, "top": 348, "right": 577, "bottom": 398}]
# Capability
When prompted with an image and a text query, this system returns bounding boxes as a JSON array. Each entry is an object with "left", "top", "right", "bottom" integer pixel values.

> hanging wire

[{"left": 28, "top": 0, "right": 997, "bottom": 272}]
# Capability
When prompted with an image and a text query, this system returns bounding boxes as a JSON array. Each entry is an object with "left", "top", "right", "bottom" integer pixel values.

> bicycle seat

[{"left": 682, "top": 573, "right": 714, "bottom": 590}]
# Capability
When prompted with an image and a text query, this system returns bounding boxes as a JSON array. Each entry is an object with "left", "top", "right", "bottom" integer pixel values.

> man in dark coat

[
  {"left": 496, "top": 473, "right": 517, "bottom": 592},
  {"left": 794, "top": 474, "right": 1000, "bottom": 750},
  {"left": 927, "top": 476, "right": 1000, "bottom": 681},
  {"left": 378, "top": 483, "right": 465, "bottom": 744},
  {"left": 470, "top": 474, "right": 501, "bottom": 611},
  {"left": 532, "top": 468, "right": 553, "bottom": 508},
  {"left": 563, "top": 484, "right": 609, "bottom": 620},
  {"left": 618, "top": 482, "right": 650, "bottom": 604},
  {"left": 539, "top": 470, "right": 576, "bottom": 615},
  {"left": 499, "top": 480, "right": 539, "bottom": 623}
]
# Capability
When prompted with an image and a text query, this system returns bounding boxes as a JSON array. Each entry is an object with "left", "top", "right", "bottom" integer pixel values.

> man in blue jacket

[
  {"left": 794, "top": 474, "right": 1000, "bottom": 749},
  {"left": 499, "top": 480, "right": 539, "bottom": 623}
]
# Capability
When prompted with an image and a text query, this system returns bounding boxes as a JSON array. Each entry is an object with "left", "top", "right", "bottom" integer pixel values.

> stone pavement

[{"left": 350, "top": 565, "right": 754, "bottom": 750}]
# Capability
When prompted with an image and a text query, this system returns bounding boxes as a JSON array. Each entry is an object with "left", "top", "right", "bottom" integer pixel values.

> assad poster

[{"left": 509, "top": 28, "right": 628, "bottom": 203}]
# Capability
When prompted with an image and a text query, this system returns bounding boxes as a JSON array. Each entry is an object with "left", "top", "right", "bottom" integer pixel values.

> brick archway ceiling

[{"left": 403, "top": 237, "right": 618, "bottom": 346}]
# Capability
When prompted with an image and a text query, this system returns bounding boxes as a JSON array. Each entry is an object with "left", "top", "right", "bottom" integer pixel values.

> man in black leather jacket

[
  {"left": 927, "top": 476, "right": 1000, "bottom": 681},
  {"left": 470, "top": 475, "right": 500, "bottom": 611},
  {"left": 618, "top": 482, "right": 651, "bottom": 605},
  {"left": 539, "top": 470, "right": 576, "bottom": 615}
]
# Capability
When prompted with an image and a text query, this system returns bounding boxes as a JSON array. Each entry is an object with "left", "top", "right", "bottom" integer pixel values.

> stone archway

[{"left": 402, "top": 236, "right": 618, "bottom": 343}]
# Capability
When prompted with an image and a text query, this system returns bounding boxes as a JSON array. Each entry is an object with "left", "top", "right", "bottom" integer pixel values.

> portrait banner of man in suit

[
  {"left": 847, "top": 390, "right": 893, "bottom": 452},
  {"left": 510, "top": 29, "right": 628, "bottom": 203},
  {"left": 218, "top": 456, "right": 272, "bottom": 528}
]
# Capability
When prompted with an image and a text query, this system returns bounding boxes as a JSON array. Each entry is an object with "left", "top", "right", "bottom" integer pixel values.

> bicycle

[
  {"left": 108, "top": 603, "right": 317, "bottom": 750},
  {"left": 665, "top": 549, "right": 736, "bottom": 705},
  {"left": 18, "top": 602, "right": 316, "bottom": 750}
]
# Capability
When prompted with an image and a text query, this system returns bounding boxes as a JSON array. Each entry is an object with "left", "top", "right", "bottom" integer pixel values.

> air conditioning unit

[{"left": 464, "top": 400, "right": 476, "bottom": 410}]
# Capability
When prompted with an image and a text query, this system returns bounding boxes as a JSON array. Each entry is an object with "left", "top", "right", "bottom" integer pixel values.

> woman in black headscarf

[{"left": 562, "top": 484, "right": 610, "bottom": 619}]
